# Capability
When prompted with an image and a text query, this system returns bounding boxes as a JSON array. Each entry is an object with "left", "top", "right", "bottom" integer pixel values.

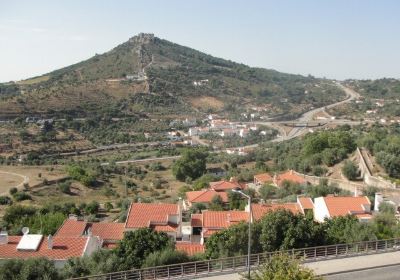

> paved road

[
  {"left": 282, "top": 83, "right": 360, "bottom": 140},
  {"left": 196, "top": 251, "right": 400, "bottom": 280},
  {"left": 326, "top": 264, "right": 400, "bottom": 280}
]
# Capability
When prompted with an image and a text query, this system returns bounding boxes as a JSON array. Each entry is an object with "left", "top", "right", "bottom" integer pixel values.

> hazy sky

[{"left": 1, "top": 0, "right": 399, "bottom": 82}]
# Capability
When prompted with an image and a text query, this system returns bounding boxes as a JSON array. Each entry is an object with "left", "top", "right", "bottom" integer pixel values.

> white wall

[
  {"left": 83, "top": 236, "right": 101, "bottom": 256},
  {"left": 314, "top": 197, "right": 330, "bottom": 223}
]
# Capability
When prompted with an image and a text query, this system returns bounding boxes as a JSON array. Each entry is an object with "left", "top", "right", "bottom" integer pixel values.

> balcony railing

[{"left": 70, "top": 238, "right": 400, "bottom": 280}]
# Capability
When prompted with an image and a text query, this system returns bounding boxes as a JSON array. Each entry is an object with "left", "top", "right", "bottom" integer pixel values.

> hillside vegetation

[
  {"left": 0, "top": 33, "right": 345, "bottom": 119},
  {"left": 346, "top": 78, "right": 400, "bottom": 99}
]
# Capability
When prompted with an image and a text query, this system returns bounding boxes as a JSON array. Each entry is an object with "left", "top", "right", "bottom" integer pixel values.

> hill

[{"left": 0, "top": 33, "right": 345, "bottom": 119}]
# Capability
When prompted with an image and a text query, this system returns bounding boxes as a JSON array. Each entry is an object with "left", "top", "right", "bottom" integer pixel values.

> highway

[{"left": 277, "top": 83, "right": 360, "bottom": 141}]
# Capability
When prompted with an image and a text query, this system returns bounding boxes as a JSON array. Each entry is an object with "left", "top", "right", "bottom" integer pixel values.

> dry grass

[
  {"left": 0, "top": 165, "right": 67, "bottom": 189},
  {"left": 16, "top": 75, "right": 50, "bottom": 85},
  {"left": 189, "top": 96, "right": 224, "bottom": 110}
]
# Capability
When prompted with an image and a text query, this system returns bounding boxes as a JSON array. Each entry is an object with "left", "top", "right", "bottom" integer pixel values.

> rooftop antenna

[{"left": 21, "top": 227, "right": 29, "bottom": 235}]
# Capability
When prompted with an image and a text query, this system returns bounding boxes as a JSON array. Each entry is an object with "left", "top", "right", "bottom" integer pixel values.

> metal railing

[{"left": 70, "top": 238, "right": 400, "bottom": 280}]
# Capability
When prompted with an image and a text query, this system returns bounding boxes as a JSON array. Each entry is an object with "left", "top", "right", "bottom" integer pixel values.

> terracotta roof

[
  {"left": 55, "top": 219, "right": 86, "bottom": 237},
  {"left": 89, "top": 222, "right": 125, "bottom": 241},
  {"left": 209, "top": 180, "right": 241, "bottom": 191},
  {"left": 297, "top": 197, "right": 314, "bottom": 211},
  {"left": 254, "top": 173, "right": 273, "bottom": 184},
  {"left": 203, "top": 229, "right": 222, "bottom": 237},
  {"left": 186, "top": 190, "right": 228, "bottom": 204},
  {"left": 252, "top": 203, "right": 301, "bottom": 221},
  {"left": 202, "top": 211, "right": 249, "bottom": 229},
  {"left": 125, "top": 203, "right": 179, "bottom": 229},
  {"left": 151, "top": 224, "right": 178, "bottom": 233},
  {"left": 355, "top": 213, "right": 373, "bottom": 219},
  {"left": 191, "top": 214, "right": 203, "bottom": 227},
  {"left": 56, "top": 219, "right": 125, "bottom": 241},
  {"left": 0, "top": 236, "right": 91, "bottom": 260},
  {"left": 276, "top": 170, "right": 306, "bottom": 186},
  {"left": 102, "top": 243, "right": 118, "bottom": 249},
  {"left": 323, "top": 196, "right": 371, "bottom": 218},
  {"left": 175, "top": 242, "right": 205, "bottom": 256}
]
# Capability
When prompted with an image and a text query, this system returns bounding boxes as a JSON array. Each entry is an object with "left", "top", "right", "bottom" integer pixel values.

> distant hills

[{"left": 0, "top": 33, "right": 345, "bottom": 119}]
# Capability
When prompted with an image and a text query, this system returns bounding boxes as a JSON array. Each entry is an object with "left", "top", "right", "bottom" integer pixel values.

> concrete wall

[
  {"left": 83, "top": 236, "right": 101, "bottom": 256},
  {"left": 293, "top": 171, "right": 364, "bottom": 193},
  {"left": 356, "top": 148, "right": 397, "bottom": 189}
]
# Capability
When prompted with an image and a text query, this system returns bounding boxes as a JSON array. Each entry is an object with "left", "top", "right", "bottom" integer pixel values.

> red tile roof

[
  {"left": 186, "top": 190, "right": 228, "bottom": 204},
  {"left": 175, "top": 242, "right": 205, "bottom": 256},
  {"left": 0, "top": 236, "right": 91, "bottom": 260},
  {"left": 125, "top": 203, "right": 178, "bottom": 229},
  {"left": 191, "top": 214, "right": 203, "bottom": 227},
  {"left": 202, "top": 211, "right": 249, "bottom": 229},
  {"left": 323, "top": 196, "right": 371, "bottom": 217},
  {"left": 90, "top": 222, "right": 125, "bottom": 241},
  {"left": 251, "top": 203, "right": 301, "bottom": 221},
  {"left": 276, "top": 170, "right": 306, "bottom": 186},
  {"left": 102, "top": 243, "right": 118, "bottom": 249},
  {"left": 203, "top": 229, "right": 222, "bottom": 237},
  {"left": 56, "top": 219, "right": 125, "bottom": 241},
  {"left": 254, "top": 173, "right": 273, "bottom": 184},
  {"left": 209, "top": 180, "right": 241, "bottom": 191},
  {"left": 297, "top": 197, "right": 314, "bottom": 211},
  {"left": 151, "top": 224, "right": 178, "bottom": 233},
  {"left": 55, "top": 219, "right": 86, "bottom": 237}
]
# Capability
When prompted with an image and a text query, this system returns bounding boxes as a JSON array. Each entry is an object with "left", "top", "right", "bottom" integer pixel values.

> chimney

[
  {"left": 354, "top": 186, "right": 358, "bottom": 197},
  {"left": 0, "top": 231, "right": 8, "bottom": 245},
  {"left": 374, "top": 193, "right": 383, "bottom": 212},
  {"left": 47, "top": 235, "right": 53, "bottom": 249},
  {"left": 227, "top": 213, "right": 231, "bottom": 224},
  {"left": 68, "top": 214, "right": 78, "bottom": 221}
]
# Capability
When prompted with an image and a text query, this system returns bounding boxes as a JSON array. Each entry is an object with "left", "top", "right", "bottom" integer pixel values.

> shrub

[
  {"left": 104, "top": 202, "right": 114, "bottom": 212},
  {"left": 342, "top": 160, "right": 359, "bottom": 180},
  {"left": 0, "top": 196, "right": 12, "bottom": 205},
  {"left": 9, "top": 187, "right": 18, "bottom": 195},
  {"left": 142, "top": 248, "right": 190, "bottom": 268},
  {"left": 58, "top": 181, "right": 71, "bottom": 194},
  {"left": 13, "top": 192, "right": 32, "bottom": 202},
  {"left": 85, "top": 201, "right": 99, "bottom": 215}
]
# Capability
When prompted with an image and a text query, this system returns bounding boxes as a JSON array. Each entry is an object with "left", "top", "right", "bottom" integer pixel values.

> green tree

[
  {"left": 28, "top": 212, "right": 66, "bottom": 235},
  {"left": 372, "top": 212, "right": 400, "bottom": 240},
  {"left": 205, "top": 222, "right": 262, "bottom": 259},
  {"left": 259, "top": 210, "right": 324, "bottom": 251},
  {"left": 142, "top": 248, "right": 190, "bottom": 267},
  {"left": 248, "top": 253, "right": 322, "bottom": 280},
  {"left": 114, "top": 228, "right": 171, "bottom": 270},
  {"left": 342, "top": 160, "right": 359, "bottom": 180},
  {"left": 172, "top": 149, "right": 208, "bottom": 181},
  {"left": 0, "top": 258, "right": 60, "bottom": 280},
  {"left": 378, "top": 202, "right": 396, "bottom": 214},
  {"left": 324, "top": 215, "right": 376, "bottom": 244},
  {"left": 259, "top": 184, "right": 276, "bottom": 200},
  {"left": 228, "top": 191, "right": 245, "bottom": 210},
  {"left": 209, "top": 195, "right": 224, "bottom": 210},
  {"left": 85, "top": 201, "right": 100, "bottom": 215}
]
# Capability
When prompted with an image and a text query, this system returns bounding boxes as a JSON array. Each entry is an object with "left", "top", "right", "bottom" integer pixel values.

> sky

[{"left": 0, "top": 0, "right": 399, "bottom": 82}]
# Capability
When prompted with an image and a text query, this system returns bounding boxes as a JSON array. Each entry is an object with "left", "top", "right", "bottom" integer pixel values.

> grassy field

[{"left": 0, "top": 171, "right": 25, "bottom": 194}]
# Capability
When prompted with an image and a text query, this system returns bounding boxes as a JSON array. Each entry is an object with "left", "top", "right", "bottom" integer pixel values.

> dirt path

[{"left": 0, "top": 170, "right": 29, "bottom": 195}]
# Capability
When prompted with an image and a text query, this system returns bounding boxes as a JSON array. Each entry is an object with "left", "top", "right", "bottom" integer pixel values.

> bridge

[{"left": 70, "top": 238, "right": 400, "bottom": 280}]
